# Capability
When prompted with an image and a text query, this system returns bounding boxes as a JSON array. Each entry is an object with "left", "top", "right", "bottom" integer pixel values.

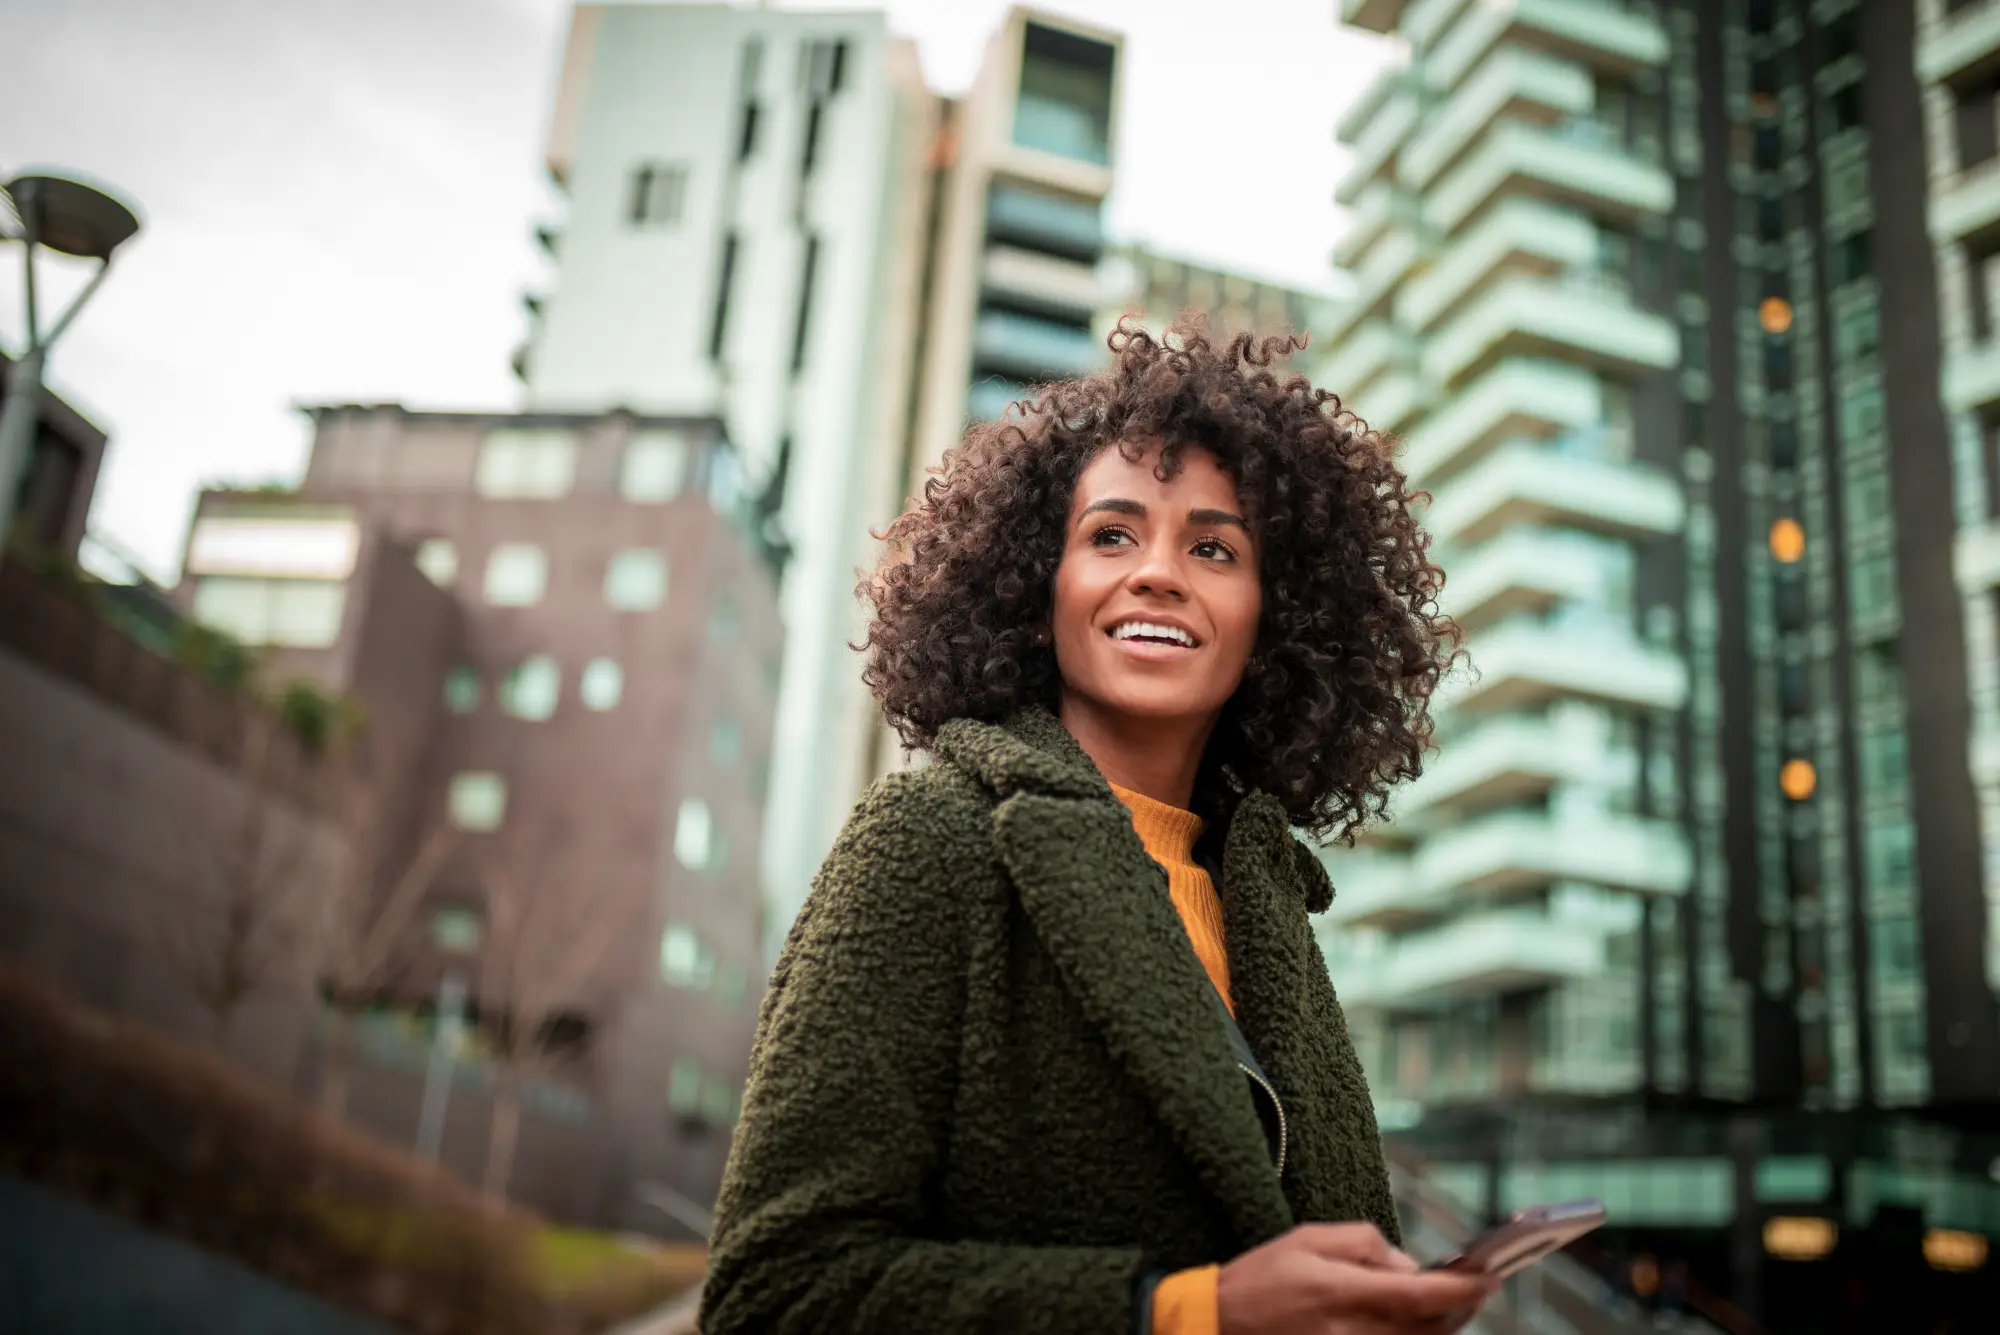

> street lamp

[{"left": 0, "top": 169, "right": 142, "bottom": 552}]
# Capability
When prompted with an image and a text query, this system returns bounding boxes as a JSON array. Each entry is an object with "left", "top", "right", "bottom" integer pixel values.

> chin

[{"left": 1096, "top": 681, "right": 1224, "bottom": 722}]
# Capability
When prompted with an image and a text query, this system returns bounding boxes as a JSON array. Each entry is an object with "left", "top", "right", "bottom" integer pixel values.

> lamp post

[{"left": 0, "top": 170, "right": 142, "bottom": 553}]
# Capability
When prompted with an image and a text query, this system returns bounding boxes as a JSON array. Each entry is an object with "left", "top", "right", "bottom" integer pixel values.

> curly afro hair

[{"left": 859, "top": 318, "right": 1461, "bottom": 843}]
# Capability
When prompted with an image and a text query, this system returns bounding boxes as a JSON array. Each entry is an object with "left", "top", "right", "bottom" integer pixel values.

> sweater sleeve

[
  {"left": 699, "top": 773, "right": 1152, "bottom": 1335},
  {"left": 1151, "top": 1265, "right": 1221, "bottom": 1335}
]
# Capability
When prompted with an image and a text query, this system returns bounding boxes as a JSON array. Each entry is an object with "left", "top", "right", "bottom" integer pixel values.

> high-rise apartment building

[
  {"left": 522, "top": 3, "right": 934, "bottom": 959},
  {"left": 178, "top": 406, "right": 782, "bottom": 1227},
  {"left": 1327, "top": 0, "right": 2000, "bottom": 1321},
  {"left": 522, "top": 5, "right": 1125, "bottom": 954}
]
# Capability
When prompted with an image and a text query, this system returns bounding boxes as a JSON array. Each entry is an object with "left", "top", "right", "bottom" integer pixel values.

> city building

[
  {"left": 1, "top": 350, "right": 106, "bottom": 564},
  {"left": 1095, "top": 241, "right": 1336, "bottom": 348},
  {"left": 177, "top": 405, "right": 782, "bottom": 1229},
  {"left": 1326, "top": 0, "right": 2000, "bottom": 1323},
  {"left": 521, "top": 2, "right": 935, "bottom": 960}
]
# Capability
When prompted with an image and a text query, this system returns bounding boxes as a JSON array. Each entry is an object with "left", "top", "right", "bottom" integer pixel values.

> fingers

[
  {"left": 1379, "top": 1247, "right": 1421, "bottom": 1274},
  {"left": 1327, "top": 1264, "right": 1500, "bottom": 1321},
  {"left": 1287, "top": 1221, "right": 1397, "bottom": 1266}
]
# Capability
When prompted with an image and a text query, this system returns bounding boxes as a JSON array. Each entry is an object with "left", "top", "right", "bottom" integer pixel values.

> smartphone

[{"left": 1424, "top": 1199, "right": 1607, "bottom": 1279}]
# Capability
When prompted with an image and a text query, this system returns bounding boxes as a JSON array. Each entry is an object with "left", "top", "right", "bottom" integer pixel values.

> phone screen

[{"left": 1425, "top": 1199, "right": 1607, "bottom": 1279}]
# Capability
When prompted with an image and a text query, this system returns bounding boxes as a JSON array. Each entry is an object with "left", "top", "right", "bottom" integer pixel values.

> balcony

[
  {"left": 972, "top": 309, "right": 1102, "bottom": 380},
  {"left": 1338, "top": 78, "right": 1423, "bottom": 205},
  {"left": 1400, "top": 47, "right": 1590, "bottom": 189},
  {"left": 1437, "top": 526, "right": 1604, "bottom": 631},
  {"left": 1338, "top": 61, "right": 1412, "bottom": 144},
  {"left": 1426, "top": 440, "right": 1683, "bottom": 547},
  {"left": 1336, "top": 180, "right": 1423, "bottom": 269},
  {"left": 1930, "top": 155, "right": 2000, "bottom": 251},
  {"left": 1421, "top": 806, "right": 1690, "bottom": 898},
  {"left": 1318, "top": 320, "right": 1418, "bottom": 403},
  {"left": 1398, "top": 197, "right": 1597, "bottom": 333},
  {"left": 1423, "top": 271, "right": 1678, "bottom": 392},
  {"left": 1396, "top": 711, "right": 1600, "bottom": 819},
  {"left": 1341, "top": 0, "right": 1409, "bottom": 34},
  {"left": 1429, "top": 118, "right": 1673, "bottom": 237},
  {"left": 981, "top": 245, "right": 1101, "bottom": 320},
  {"left": 1337, "top": 907, "right": 1607, "bottom": 1009},
  {"left": 1402, "top": 357, "right": 1601, "bottom": 485},
  {"left": 1428, "top": 0, "right": 1669, "bottom": 94},
  {"left": 1444, "top": 614, "right": 1688, "bottom": 715},
  {"left": 1356, "top": 368, "right": 1428, "bottom": 437},
  {"left": 984, "top": 181, "right": 1104, "bottom": 264},
  {"left": 1943, "top": 339, "right": 2000, "bottom": 415},
  {"left": 1328, "top": 229, "right": 1425, "bottom": 341},
  {"left": 1320, "top": 849, "right": 1451, "bottom": 930},
  {"left": 1917, "top": 1, "right": 2000, "bottom": 91},
  {"left": 1956, "top": 520, "right": 2000, "bottom": 593},
  {"left": 1404, "top": 0, "right": 1475, "bottom": 49}
]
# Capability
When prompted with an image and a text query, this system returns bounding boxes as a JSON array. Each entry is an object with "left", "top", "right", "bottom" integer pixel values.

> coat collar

[{"left": 935, "top": 707, "right": 1337, "bottom": 1245}]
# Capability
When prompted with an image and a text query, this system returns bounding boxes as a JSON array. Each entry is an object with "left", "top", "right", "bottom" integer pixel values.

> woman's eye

[
  {"left": 1192, "top": 538, "right": 1235, "bottom": 562},
  {"left": 1090, "top": 526, "right": 1133, "bottom": 547}
]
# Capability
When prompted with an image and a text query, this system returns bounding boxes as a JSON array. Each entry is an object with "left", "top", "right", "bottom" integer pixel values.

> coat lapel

[
  {"left": 940, "top": 711, "right": 1294, "bottom": 1248},
  {"left": 1222, "top": 796, "right": 1387, "bottom": 1225}
]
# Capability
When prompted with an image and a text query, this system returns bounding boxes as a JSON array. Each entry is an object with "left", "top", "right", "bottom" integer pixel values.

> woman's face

[{"left": 1051, "top": 441, "right": 1261, "bottom": 731}]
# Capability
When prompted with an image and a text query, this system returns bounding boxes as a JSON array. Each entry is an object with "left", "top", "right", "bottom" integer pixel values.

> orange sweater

[{"left": 1109, "top": 784, "right": 1227, "bottom": 1335}]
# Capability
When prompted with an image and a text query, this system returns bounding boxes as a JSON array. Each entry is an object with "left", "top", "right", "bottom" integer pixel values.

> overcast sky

[{"left": 1, "top": 0, "right": 1394, "bottom": 579}]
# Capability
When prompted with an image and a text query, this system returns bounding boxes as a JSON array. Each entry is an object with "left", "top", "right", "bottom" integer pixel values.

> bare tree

[
  {"left": 156, "top": 708, "right": 317, "bottom": 1048},
  {"left": 310, "top": 759, "right": 459, "bottom": 1122},
  {"left": 472, "top": 819, "right": 626, "bottom": 1201}
]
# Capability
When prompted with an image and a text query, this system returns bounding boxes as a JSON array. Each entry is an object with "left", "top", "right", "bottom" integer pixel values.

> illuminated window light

[
  {"left": 1763, "top": 1216, "right": 1836, "bottom": 1261},
  {"left": 1769, "top": 517, "right": 1805, "bottom": 563},
  {"left": 1760, "top": 297, "right": 1793, "bottom": 335},
  {"left": 1780, "top": 758, "right": 1817, "bottom": 801},
  {"left": 1924, "top": 1229, "right": 1988, "bottom": 1273}
]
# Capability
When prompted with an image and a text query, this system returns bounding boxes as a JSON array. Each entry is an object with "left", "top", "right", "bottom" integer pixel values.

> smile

[{"left": 1108, "top": 620, "right": 1200, "bottom": 648}]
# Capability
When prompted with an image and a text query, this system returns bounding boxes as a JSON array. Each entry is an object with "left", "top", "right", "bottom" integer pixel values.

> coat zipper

[{"left": 1237, "top": 1060, "right": 1288, "bottom": 1179}]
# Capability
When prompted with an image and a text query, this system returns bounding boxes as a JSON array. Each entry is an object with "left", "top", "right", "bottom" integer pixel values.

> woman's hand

[{"left": 1216, "top": 1223, "right": 1499, "bottom": 1334}]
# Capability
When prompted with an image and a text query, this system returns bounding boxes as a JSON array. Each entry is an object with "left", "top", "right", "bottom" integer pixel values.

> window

[
  {"left": 676, "top": 798, "right": 718, "bottom": 870},
  {"left": 444, "top": 665, "right": 481, "bottom": 714},
  {"left": 668, "top": 1058, "right": 702, "bottom": 1114},
  {"left": 449, "top": 772, "right": 507, "bottom": 831},
  {"left": 660, "top": 924, "right": 715, "bottom": 989},
  {"left": 621, "top": 430, "right": 688, "bottom": 501},
  {"left": 415, "top": 537, "right": 458, "bottom": 587},
  {"left": 1860, "top": 727, "right": 1909, "bottom": 793},
  {"left": 735, "top": 101, "right": 761, "bottom": 162},
  {"left": 1770, "top": 518, "right": 1805, "bottom": 563},
  {"left": 628, "top": 162, "right": 688, "bottom": 226},
  {"left": 711, "top": 717, "right": 743, "bottom": 767},
  {"left": 1865, "top": 820, "right": 1915, "bottom": 893},
  {"left": 1770, "top": 420, "right": 1798, "bottom": 468},
  {"left": 1760, "top": 297, "right": 1793, "bottom": 335},
  {"left": 1828, "top": 83, "right": 1863, "bottom": 134},
  {"left": 1779, "top": 758, "right": 1817, "bottom": 801},
  {"left": 192, "top": 577, "right": 347, "bottom": 648},
  {"left": 605, "top": 548, "right": 669, "bottom": 610},
  {"left": 431, "top": 905, "right": 484, "bottom": 953},
  {"left": 1014, "top": 23, "right": 1115, "bottom": 166},
  {"left": 1757, "top": 195, "right": 1785, "bottom": 242},
  {"left": 475, "top": 428, "right": 576, "bottom": 499},
  {"left": 1832, "top": 230, "right": 1873, "bottom": 286},
  {"left": 499, "top": 656, "right": 561, "bottom": 721},
  {"left": 1836, "top": 302, "right": 1880, "bottom": 361},
  {"left": 579, "top": 658, "right": 624, "bottom": 711},
  {"left": 800, "top": 102, "right": 825, "bottom": 176},
  {"left": 1870, "top": 915, "right": 1920, "bottom": 985},
  {"left": 1851, "top": 553, "right": 1896, "bottom": 624},
  {"left": 484, "top": 544, "right": 548, "bottom": 606},
  {"left": 1753, "top": 123, "right": 1781, "bottom": 171},
  {"left": 792, "top": 234, "right": 821, "bottom": 372},
  {"left": 1841, "top": 380, "right": 1885, "bottom": 443},
  {"left": 709, "top": 233, "right": 740, "bottom": 363}
]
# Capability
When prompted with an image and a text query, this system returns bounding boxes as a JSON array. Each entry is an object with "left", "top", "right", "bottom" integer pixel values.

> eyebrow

[{"left": 1077, "top": 497, "right": 1249, "bottom": 532}]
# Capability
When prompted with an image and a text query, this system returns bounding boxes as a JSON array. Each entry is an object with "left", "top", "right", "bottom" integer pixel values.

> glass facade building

[{"left": 1331, "top": 0, "right": 2000, "bottom": 1323}]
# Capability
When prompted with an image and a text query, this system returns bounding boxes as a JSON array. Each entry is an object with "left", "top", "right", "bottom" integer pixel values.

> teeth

[{"left": 1111, "top": 621, "right": 1194, "bottom": 647}]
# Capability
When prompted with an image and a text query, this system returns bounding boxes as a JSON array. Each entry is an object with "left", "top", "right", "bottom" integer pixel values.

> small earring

[{"left": 1033, "top": 627, "right": 1050, "bottom": 646}]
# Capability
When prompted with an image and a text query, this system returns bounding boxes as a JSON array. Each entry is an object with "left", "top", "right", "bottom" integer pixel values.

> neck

[{"left": 1058, "top": 694, "right": 1214, "bottom": 812}]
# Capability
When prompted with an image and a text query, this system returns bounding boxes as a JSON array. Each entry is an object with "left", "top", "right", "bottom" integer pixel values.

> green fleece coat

[{"left": 699, "top": 707, "right": 1399, "bottom": 1334}]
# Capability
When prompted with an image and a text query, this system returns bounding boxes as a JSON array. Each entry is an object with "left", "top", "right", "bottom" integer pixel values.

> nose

[{"left": 1126, "top": 535, "right": 1189, "bottom": 601}]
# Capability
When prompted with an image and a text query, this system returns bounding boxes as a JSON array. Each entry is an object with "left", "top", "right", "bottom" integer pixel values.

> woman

[{"left": 700, "top": 323, "right": 1491, "bottom": 1334}]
